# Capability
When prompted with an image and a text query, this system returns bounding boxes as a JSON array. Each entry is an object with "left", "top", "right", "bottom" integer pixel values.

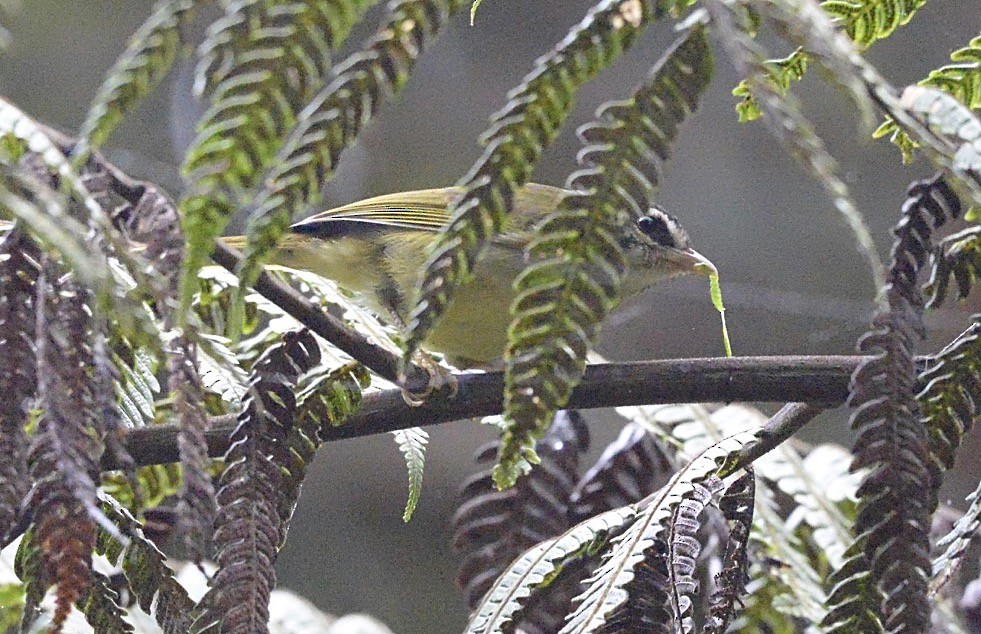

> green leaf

[{"left": 393, "top": 427, "right": 428, "bottom": 522}]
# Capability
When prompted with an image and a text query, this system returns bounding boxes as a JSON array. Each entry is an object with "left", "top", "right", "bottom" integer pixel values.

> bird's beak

[{"left": 671, "top": 247, "right": 717, "bottom": 277}]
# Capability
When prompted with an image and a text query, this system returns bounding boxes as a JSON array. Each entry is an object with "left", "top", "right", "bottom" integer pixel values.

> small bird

[{"left": 223, "top": 183, "right": 716, "bottom": 368}]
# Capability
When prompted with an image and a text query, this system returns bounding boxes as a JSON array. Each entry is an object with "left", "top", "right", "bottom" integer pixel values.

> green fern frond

[
  {"left": 822, "top": 0, "right": 929, "bottom": 49},
  {"left": 0, "top": 582, "right": 24, "bottom": 632},
  {"left": 732, "top": 0, "right": 932, "bottom": 121},
  {"left": 820, "top": 541, "right": 885, "bottom": 632},
  {"left": 179, "top": 0, "right": 378, "bottom": 318},
  {"left": 495, "top": 23, "right": 713, "bottom": 488},
  {"left": 917, "top": 319, "right": 980, "bottom": 497},
  {"left": 96, "top": 494, "right": 196, "bottom": 633},
  {"left": 559, "top": 430, "right": 757, "bottom": 634},
  {"left": 279, "top": 362, "right": 368, "bottom": 535},
  {"left": 76, "top": 570, "right": 134, "bottom": 633},
  {"left": 732, "top": 48, "right": 806, "bottom": 122},
  {"left": 464, "top": 506, "right": 638, "bottom": 634},
  {"left": 875, "top": 32, "right": 981, "bottom": 162},
  {"left": 899, "top": 87, "right": 981, "bottom": 203},
  {"left": 101, "top": 464, "right": 183, "bottom": 512},
  {"left": 403, "top": 0, "right": 677, "bottom": 364},
  {"left": 393, "top": 427, "right": 428, "bottom": 522},
  {"left": 234, "top": 0, "right": 465, "bottom": 328},
  {"left": 79, "top": 0, "right": 201, "bottom": 150}
]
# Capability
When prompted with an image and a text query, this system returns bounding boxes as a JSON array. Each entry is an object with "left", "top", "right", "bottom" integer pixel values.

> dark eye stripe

[{"left": 637, "top": 215, "right": 676, "bottom": 248}]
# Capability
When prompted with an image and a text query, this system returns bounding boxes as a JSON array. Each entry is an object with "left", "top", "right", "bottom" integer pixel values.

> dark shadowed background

[{"left": 2, "top": 1, "right": 979, "bottom": 630}]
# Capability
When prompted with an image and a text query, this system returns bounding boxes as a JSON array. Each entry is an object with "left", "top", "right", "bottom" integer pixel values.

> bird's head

[{"left": 621, "top": 206, "right": 716, "bottom": 294}]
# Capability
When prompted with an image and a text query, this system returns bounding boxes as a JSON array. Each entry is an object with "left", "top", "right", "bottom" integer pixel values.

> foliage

[{"left": 1, "top": 0, "right": 981, "bottom": 631}]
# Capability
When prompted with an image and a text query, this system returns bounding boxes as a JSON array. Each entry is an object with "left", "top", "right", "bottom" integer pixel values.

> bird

[{"left": 222, "top": 183, "right": 716, "bottom": 369}]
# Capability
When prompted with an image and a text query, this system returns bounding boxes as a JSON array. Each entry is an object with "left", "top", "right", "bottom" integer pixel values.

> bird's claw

[{"left": 400, "top": 352, "right": 458, "bottom": 406}]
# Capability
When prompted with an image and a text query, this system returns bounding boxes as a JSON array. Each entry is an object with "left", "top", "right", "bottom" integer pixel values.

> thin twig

[
  {"left": 106, "top": 355, "right": 863, "bottom": 470},
  {"left": 735, "top": 402, "right": 825, "bottom": 468}
]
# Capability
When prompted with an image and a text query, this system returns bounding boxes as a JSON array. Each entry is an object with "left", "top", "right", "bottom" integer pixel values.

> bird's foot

[{"left": 400, "top": 352, "right": 458, "bottom": 406}]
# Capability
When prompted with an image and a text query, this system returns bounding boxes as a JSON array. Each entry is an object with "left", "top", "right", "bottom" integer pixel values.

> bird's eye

[{"left": 636, "top": 214, "right": 676, "bottom": 248}]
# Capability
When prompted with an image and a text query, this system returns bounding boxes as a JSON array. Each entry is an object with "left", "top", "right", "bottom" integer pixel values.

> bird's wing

[{"left": 289, "top": 188, "right": 459, "bottom": 238}]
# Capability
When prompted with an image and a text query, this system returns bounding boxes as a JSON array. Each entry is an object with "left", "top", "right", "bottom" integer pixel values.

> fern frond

[
  {"left": 931, "top": 480, "right": 981, "bottom": 598},
  {"left": 75, "top": 569, "right": 134, "bottom": 634},
  {"left": 234, "top": 0, "right": 465, "bottom": 321},
  {"left": 710, "top": 0, "right": 886, "bottom": 296},
  {"left": 758, "top": 443, "right": 856, "bottom": 568},
  {"left": 732, "top": 48, "right": 807, "bottom": 122},
  {"left": 404, "top": 0, "right": 677, "bottom": 363},
  {"left": 195, "top": 329, "right": 320, "bottom": 634},
  {"left": 454, "top": 410, "right": 588, "bottom": 631},
  {"left": 14, "top": 527, "right": 54, "bottom": 632},
  {"left": 740, "top": 480, "right": 828, "bottom": 627},
  {"left": 101, "top": 463, "right": 183, "bottom": 513},
  {"left": 495, "top": 22, "right": 713, "bottom": 487},
  {"left": 926, "top": 226, "right": 980, "bottom": 307},
  {"left": 822, "top": 0, "right": 929, "bottom": 49},
  {"left": 97, "top": 494, "right": 196, "bottom": 633},
  {"left": 703, "top": 470, "right": 755, "bottom": 634},
  {"left": 30, "top": 266, "right": 111, "bottom": 529},
  {"left": 841, "top": 174, "right": 961, "bottom": 632},
  {"left": 168, "top": 335, "right": 217, "bottom": 560},
  {"left": 899, "top": 87, "right": 981, "bottom": 201},
  {"left": 734, "top": 0, "right": 936, "bottom": 120},
  {"left": 821, "top": 541, "right": 886, "bottom": 632},
  {"left": 875, "top": 32, "right": 981, "bottom": 162},
  {"left": 79, "top": 0, "right": 202, "bottom": 150},
  {"left": 560, "top": 430, "right": 758, "bottom": 634},
  {"left": 393, "top": 427, "right": 428, "bottom": 522},
  {"left": 293, "top": 361, "right": 370, "bottom": 431},
  {"left": 0, "top": 227, "right": 38, "bottom": 541},
  {"left": 464, "top": 506, "right": 637, "bottom": 634},
  {"left": 113, "top": 346, "right": 160, "bottom": 429},
  {"left": 666, "top": 475, "right": 724, "bottom": 632},
  {"left": 917, "top": 318, "right": 980, "bottom": 498},
  {"left": 278, "top": 362, "right": 368, "bottom": 540},
  {"left": 179, "top": 0, "right": 378, "bottom": 315},
  {"left": 569, "top": 422, "right": 675, "bottom": 522}
]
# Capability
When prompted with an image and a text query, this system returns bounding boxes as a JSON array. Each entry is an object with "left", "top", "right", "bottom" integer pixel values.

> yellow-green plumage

[{"left": 222, "top": 183, "right": 712, "bottom": 367}]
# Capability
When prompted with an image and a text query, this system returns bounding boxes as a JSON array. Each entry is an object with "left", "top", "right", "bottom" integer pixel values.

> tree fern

[
  {"left": 233, "top": 0, "right": 466, "bottom": 328},
  {"left": 559, "top": 430, "right": 757, "bottom": 633},
  {"left": 875, "top": 32, "right": 981, "bottom": 162},
  {"left": 193, "top": 329, "right": 320, "bottom": 634},
  {"left": 733, "top": 0, "right": 935, "bottom": 121},
  {"left": 404, "top": 0, "right": 686, "bottom": 364},
  {"left": 494, "top": 22, "right": 714, "bottom": 487},
  {"left": 0, "top": 227, "right": 38, "bottom": 542},
  {"left": 179, "top": 0, "right": 378, "bottom": 317},
  {"left": 834, "top": 174, "right": 962, "bottom": 632}
]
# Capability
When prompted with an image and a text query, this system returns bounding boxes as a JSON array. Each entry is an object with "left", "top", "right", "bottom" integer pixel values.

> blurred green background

[{"left": 2, "top": 1, "right": 979, "bottom": 631}]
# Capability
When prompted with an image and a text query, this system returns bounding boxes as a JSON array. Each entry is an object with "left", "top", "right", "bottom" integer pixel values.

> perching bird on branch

[{"left": 222, "top": 183, "right": 716, "bottom": 369}]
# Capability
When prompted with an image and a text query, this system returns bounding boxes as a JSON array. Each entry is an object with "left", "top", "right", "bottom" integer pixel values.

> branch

[{"left": 107, "top": 355, "right": 866, "bottom": 470}]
